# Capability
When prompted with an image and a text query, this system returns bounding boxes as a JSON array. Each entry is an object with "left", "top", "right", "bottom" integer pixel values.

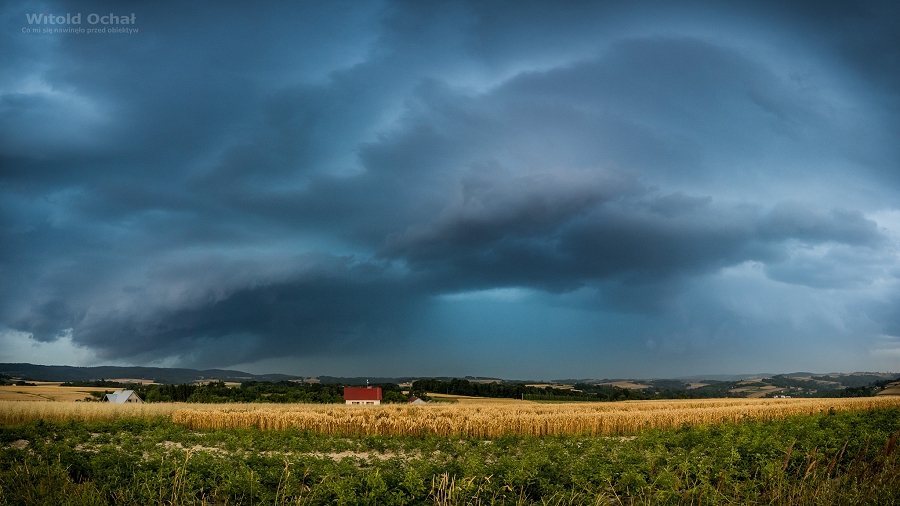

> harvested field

[
  {"left": 0, "top": 383, "right": 105, "bottom": 402},
  {"left": 879, "top": 382, "right": 900, "bottom": 396}
]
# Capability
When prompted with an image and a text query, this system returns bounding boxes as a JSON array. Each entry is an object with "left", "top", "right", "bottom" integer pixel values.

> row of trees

[
  {"left": 410, "top": 378, "right": 653, "bottom": 401},
  {"left": 65, "top": 375, "right": 900, "bottom": 404},
  {"left": 409, "top": 378, "right": 753, "bottom": 401},
  {"left": 77, "top": 381, "right": 409, "bottom": 404}
]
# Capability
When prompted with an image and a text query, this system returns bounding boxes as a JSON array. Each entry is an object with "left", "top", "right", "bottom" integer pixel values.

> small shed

[
  {"left": 344, "top": 386, "right": 382, "bottom": 405},
  {"left": 407, "top": 395, "right": 426, "bottom": 405},
  {"left": 104, "top": 389, "right": 144, "bottom": 404}
]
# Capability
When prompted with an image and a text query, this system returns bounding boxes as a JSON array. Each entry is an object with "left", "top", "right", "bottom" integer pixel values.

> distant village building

[
  {"left": 343, "top": 386, "right": 382, "bottom": 405},
  {"left": 407, "top": 395, "right": 426, "bottom": 405},
  {"left": 103, "top": 390, "right": 143, "bottom": 404}
]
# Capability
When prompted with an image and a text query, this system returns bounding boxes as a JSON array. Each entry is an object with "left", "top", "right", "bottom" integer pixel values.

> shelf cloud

[{"left": 2, "top": 0, "right": 900, "bottom": 378}]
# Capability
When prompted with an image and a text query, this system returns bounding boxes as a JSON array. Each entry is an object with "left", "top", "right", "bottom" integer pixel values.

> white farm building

[{"left": 103, "top": 390, "right": 143, "bottom": 404}]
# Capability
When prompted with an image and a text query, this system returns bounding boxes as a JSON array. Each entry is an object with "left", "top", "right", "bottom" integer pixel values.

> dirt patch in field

[
  {"left": 151, "top": 441, "right": 415, "bottom": 462},
  {"left": 6, "top": 439, "right": 29, "bottom": 450},
  {"left": 157, "top": 441, "right": 230, "bottom": 455},
  {"left": 319, "top": 451, "right": 401, "bottom": 461}
]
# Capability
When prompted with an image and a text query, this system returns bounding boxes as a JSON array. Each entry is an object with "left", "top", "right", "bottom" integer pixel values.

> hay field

[
  {"left": 879, "top": 381, "right": 900, "bottom": 396},
  {"left": 171, "top": 397, "right": 900, "bottom": 437},
  {"left": 0, "top": 382, "right": 104, "bottom": 402}
]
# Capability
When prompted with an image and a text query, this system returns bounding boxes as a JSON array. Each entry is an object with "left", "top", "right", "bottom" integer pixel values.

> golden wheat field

[
  {"left": 0, "top": 400, "right": 198, "bottom": 424},
  {"left": 4, "top": 397, "right": 900, "bottom": 437},
  {"left": 0, "top": 382, "right": 105, "bottom": 402},
  {"left": 170, "top": 397, "right": 900, "bottom": 437}
]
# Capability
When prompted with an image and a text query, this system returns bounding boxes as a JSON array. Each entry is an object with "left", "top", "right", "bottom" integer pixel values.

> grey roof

[{"left": 104, "top": 390, "right": 142, "bottom": 403}]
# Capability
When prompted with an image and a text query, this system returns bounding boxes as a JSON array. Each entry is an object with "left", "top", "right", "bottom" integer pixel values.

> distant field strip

[{"left": 172, "top": 397, "right": 900, "bottom": 436}]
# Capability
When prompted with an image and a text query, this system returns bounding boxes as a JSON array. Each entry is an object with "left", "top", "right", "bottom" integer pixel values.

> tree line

[
  {"left": 60, "top": 375, "right": 899, "bottom": 403},
  {"left": 66, "top": 380, "right": 408, "bottom": 403}
]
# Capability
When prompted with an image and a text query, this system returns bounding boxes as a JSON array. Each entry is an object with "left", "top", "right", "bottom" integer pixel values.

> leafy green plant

[{"left": 2, "top": 408, "right": 900, "bottom": 504}]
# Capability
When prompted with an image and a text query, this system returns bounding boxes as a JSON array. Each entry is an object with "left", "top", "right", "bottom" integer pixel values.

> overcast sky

[{"left": 2, "top": 0, "right": 900, "bottom": 379}]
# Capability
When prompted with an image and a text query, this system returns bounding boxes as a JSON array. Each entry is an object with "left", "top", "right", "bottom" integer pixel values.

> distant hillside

[
  {"left": 317, "top": 375, "right": 504, "bottom": 385},
  {"left": 0, "top": 363, "right": 301, "bottom": 384},
  {"left": 2, "top": 364, "right": 896, "bottom": 394}
]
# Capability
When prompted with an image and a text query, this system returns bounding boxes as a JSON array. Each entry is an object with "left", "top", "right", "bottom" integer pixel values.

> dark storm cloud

[
  {"left": 72, "top": 260, "right": 425, "bottom": 367},
  {"left": 383, "top": 171, "right": 885, "bottom": 294},
  {"left": 6, "top": 251, "right": 426, "bottom": 366},
  {"left": 2, "top": 0, "right": 899, "bottom": 373}
]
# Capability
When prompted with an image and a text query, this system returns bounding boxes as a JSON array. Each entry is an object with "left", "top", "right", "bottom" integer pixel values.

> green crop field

[{"left": 2, "top": 406, "right": 900, "bottom": 505}]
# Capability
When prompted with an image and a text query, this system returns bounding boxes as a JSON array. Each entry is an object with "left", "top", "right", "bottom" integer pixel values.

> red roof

[{"left": 343, "top": 387, "right": 382, "bottom": 401}]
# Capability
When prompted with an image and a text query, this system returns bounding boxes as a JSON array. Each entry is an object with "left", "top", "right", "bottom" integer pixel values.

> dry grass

[
  {"left": 5, "top": 397, "right": 900, "bottom": 437},
  {"left": 0, "top": 383, "right": 105, "bottom": 402},
  {"left": 171, "top": 397, "right": 900, "bottom": 437},
  {"left": 0, "top": 380, "right": 160, "bottom": 402},
  {"left": 878, "top": 382, "right": 900, "bottom": 396},
  {"left": 0, "top": 400, "right": 206, "bottom": 424}
]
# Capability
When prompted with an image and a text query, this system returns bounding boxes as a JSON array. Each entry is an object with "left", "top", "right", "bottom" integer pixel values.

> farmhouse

[
  {"left": 103, "top": 389, "right": 143, "bottom": 404},
  {"left": 343, "top": 386, "right": 382, "bottom": 405}
]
